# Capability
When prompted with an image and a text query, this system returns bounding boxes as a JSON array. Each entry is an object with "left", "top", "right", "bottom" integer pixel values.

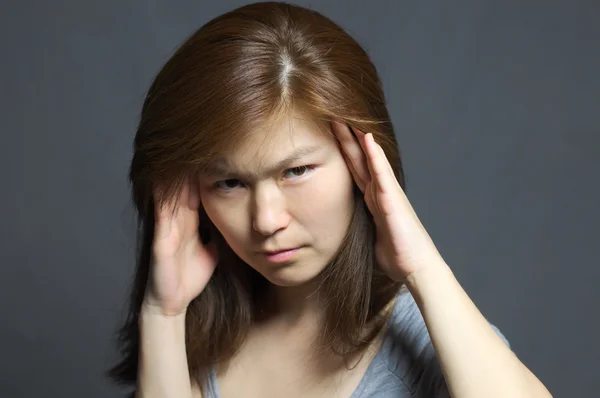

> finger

[
  {"left": 376, "top": 142, "right": 398, "bottom": 184},
  {"left": 364, "top": 134, "right": 392, "bottom": 195},
  {"left": 154, "top": 181, "right": 195, "bottom": 244},
  {"left": 348, "top": 127, "right": 377, "bottom": 182},
  {"left": 341, "top": 150, "right": 366, "bottom": 193},
  {"left": 178, "top": 179, "right": 200, "bottom": 241},
  {"left": 352, "top": 127, "right": 366, "bottom": 138},
  {"left": 331, "top": 121, "right": 370, "bottom": 187},
  {"left": 363, "top": 134, "right": 399, "bottom": 192},
  {"left": 352, "top": 127, "right": 369, "bottom": 157},
  {"left": 153, "top": 185, "right": 176, "bottom": 242}
]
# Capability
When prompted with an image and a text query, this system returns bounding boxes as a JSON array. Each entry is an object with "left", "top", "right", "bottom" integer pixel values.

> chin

[
  {"left": 254, "top": 263, "right": 326, "bottom": 288},
  {"left": 264, "top": 275, "right": 313, "bottom": 288}
]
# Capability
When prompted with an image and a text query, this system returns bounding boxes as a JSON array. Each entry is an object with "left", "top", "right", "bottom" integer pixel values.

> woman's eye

[
  {"left": 214, "top": 165, "right": 314, "bottom": 191},
  {"left": 284, "top": 165, "right": 312, "bottom": 178},
  {"left": 215, "top": 178, "right": 240, "bottom": 191}
]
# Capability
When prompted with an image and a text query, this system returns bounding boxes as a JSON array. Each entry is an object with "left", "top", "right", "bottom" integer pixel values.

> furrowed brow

[{"left": 206, "top": 145, "right": 324, "bottom": 179}]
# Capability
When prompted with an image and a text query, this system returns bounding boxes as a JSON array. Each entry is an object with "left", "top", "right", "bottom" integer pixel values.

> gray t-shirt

[{"left": 203, "top": 286, "right": 510, "bottom": 397}]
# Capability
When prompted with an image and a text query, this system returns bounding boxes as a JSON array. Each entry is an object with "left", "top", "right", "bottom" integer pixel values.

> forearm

[
  {"left": 136, "top": 307, "right": 194, "bottom": 398},
  {"left": 405, "top": 261, "right": 552, "bottom": 398}
]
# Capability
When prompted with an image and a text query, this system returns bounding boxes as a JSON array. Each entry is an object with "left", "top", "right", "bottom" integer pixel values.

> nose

[{"left": 251, "top": 187, "right": 290, "bottom": 236}]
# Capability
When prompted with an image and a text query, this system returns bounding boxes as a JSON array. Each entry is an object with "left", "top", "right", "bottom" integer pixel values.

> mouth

[{"left": 261, "top": 247, "right": 303, "bottom": 263}]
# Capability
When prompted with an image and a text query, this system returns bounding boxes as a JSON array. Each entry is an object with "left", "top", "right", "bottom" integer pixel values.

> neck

[{"left": 258, "top": 276, "right": 325, "bottom": 329}]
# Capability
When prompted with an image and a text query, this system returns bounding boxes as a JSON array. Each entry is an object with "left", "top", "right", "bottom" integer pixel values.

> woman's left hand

[{"left": 331, "top": 120, "right": 447, "bottom": 282}]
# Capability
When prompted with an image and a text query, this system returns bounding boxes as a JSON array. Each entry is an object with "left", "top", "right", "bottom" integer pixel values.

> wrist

[
  {"left": 404, "top": 260, "right": 453, "bottom": 294},
  {"left": 138, "top": 306, "right": 188, "bottom": 337},
  {"left": 140, "top": 300, "right": 188, "bottom": 320}
]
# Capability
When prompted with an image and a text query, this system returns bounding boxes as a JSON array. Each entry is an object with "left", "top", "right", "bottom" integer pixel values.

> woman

[{"left": 107, "top": 2, "right": 552, "bottom": 397}]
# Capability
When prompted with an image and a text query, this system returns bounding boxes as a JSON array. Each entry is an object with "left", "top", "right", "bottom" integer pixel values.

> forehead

[{"left": 206, "top": 114, "right": 334, "bottom": 178}]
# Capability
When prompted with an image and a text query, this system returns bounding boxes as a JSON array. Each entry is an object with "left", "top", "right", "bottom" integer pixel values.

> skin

[
  {"left": 197, "top": 112, "right": 356, "bottom": 321},
  {"left": 140, "top": 112, "right": 552, "bottom": 397},
  {"left": 330, "top": 121, "right": 552, "bottom": 397},
  {"left": 193, "top": 113, "right": 382, "bottom": 397},
  {"left": 139, "top": 112, "right": 370, "bottom": 398}
]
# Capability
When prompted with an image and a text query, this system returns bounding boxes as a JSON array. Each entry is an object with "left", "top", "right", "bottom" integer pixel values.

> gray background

[{"left": 1, "top": 1, "right": 598, "bottom": 397}]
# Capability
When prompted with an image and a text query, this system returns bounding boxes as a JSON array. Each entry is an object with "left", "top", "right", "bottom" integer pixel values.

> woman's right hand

[{"left": 143, "top": 177, "right": 219, "bottom": 317}]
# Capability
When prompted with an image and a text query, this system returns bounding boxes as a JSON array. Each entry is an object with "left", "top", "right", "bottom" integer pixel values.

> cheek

[
  {"left": 200, "top": 194, "right": 245, "bottom": 243},
  {"left": 300, "top": 167, "right": 355, "bottom": 240}
]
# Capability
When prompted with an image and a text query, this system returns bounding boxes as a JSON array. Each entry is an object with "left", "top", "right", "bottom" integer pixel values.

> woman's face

[{"left": 198, "top": 114, "right": 355, "bottom": 287}]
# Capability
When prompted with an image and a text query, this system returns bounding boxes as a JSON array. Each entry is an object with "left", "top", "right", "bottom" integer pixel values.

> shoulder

[{"left": 371, "top": 286, "right": 510, "bottom": 397}]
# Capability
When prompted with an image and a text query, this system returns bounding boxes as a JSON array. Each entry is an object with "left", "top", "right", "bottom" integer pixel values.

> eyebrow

[{"left": 205, "top": 144, "right": 325, "bottom": 180}]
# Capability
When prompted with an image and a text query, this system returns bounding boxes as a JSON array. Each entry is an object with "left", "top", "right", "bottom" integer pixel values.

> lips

[
  {"left": 262, "top": 247, "right": 302, "bottom": 263},
  {"left": 261, "top": 246, "right": 302, "bottom": 254},
  {"left": 264, "top": 248, "right": 297, "bottom": 254}
]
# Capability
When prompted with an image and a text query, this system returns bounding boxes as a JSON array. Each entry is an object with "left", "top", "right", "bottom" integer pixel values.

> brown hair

[{"left": 107, "top": 1, "right": 406, "bottom": 395}]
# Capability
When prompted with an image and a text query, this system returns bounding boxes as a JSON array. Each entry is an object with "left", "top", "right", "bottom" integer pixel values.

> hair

[{"left": 107, "top": 1, "right": 407, "bottom": 396}]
